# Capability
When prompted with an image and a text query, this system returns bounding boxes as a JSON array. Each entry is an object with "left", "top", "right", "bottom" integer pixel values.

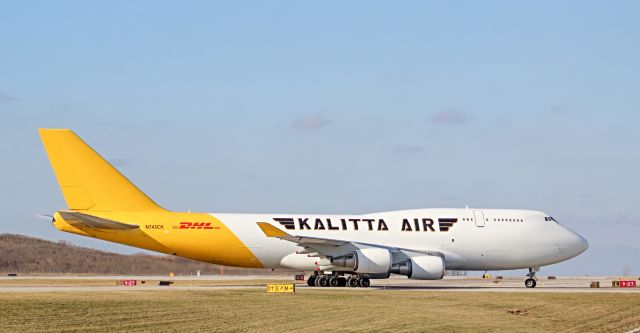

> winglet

[{"left": 257, "top": 222, "right": 290, "bottom": 237}]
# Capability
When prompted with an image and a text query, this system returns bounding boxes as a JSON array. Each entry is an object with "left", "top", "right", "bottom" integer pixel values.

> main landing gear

[
  {"left": 307, "top": 274, "right": 370, "bottom": 288},
  {"left": 525, "top": 267, "right": 537, "bottom": 288}
]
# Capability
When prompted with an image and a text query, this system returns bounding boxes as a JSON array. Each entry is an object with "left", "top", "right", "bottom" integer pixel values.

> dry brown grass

[
  {"left": 0, "top": 278, "right": 293, "bottom": 287},
  {"left": 1, "top": 289, "right": 639, "bottom": 333}
]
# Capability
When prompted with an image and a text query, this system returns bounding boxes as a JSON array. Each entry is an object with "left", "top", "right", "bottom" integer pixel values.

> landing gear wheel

[
  {"left": 316, "top": 275, "right": 329, "bottom": 287},
  {"left": 338, "top": 277, "right": 347, "bottom": 287},
  {"left": 525, "top": 267, "right": 538, "bottom": 288},
  {"left": 525, "top": 278, "right": 537, "bottom": 288},
  {"left": 358, "top": 278, "right": 371, "bottom": 288},
  {"left": 347, "top": 276, "right": 359, "bottom": 288},
  {"left": 329, "top": 276, "right": 339, "bottom": 287},
  {"left": 307, "top": 275, "right": 316, "bottom": 287}
]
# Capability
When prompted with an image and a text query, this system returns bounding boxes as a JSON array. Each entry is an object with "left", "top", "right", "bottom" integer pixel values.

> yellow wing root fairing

[{"left": 257, "top": 222, "right": 290, "bottom": 238}]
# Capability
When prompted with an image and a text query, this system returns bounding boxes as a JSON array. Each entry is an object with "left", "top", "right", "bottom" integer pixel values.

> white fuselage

[{"left": 217, "top": 208, "right": 588, "bottom": 272}]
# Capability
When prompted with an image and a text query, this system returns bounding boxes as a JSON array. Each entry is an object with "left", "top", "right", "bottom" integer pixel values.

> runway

[{"left": 1, "top": 275, "right": 638, "bottom": 293}]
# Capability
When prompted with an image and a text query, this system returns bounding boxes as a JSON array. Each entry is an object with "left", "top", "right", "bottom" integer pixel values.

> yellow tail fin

[{"left": 38, "top": 129, "right": 165, "bottom": 212}]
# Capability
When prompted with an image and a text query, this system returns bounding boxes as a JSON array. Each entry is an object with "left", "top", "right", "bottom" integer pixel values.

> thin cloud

[
  {"left": 393, "top": 145, "right": 423, "bottom": 153},
  {"left": 431, "top": 109, "right": 473, "bottom": 125},
  {"left": 493, "top": 116, "right": 511, "bottom": 126},
  {"left": 293, "top": 113, "right": 332, "bottom": 130},
  {"left": 0, "top": 92, "right": 19, "bottom": 103},
  {"left": 551, "top": 102, "right": 569, "bottom": 113}
]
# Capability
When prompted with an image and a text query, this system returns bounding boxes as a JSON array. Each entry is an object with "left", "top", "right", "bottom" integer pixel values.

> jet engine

[
  {"left": 331, "top": 248, "right": 391, "bottom": 275},
  {"left": 390, "top": 255, "right": 444, "bottom": 280}
]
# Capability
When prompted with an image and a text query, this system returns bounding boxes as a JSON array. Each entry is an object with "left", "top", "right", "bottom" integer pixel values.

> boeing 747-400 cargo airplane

[{"left": 39, "top": 129, "right": 588, "bottom": 288}]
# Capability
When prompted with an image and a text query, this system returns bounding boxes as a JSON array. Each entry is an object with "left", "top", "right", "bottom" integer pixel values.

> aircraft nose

[
  {"left": 576, "top": 232, "right": 589, "bottom": 254},
  {"left": 563, "top": 228, "right": 589, "bottom": 257}
]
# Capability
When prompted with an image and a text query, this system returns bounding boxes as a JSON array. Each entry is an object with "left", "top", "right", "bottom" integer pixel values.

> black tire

[
  {"left": 525, "top": 278, "right": 537, "bottom": 288},
  {"left": 359, "top": 278, "right": 371, "bottom": 288},
  {"left": 329, "top": 276, "right": 339, "bottom": 287},
  {"left": 317, "top": 275, "right": 329, "bottom": 287},
  {"left": 347, "top": 277, "right": 359, "bottom": 288},
  {"left": 338, "top": 277, "right": 347, "bottom": 287},
  {"left": 307, "top": 276, "right": 316, "bottom": 287}
]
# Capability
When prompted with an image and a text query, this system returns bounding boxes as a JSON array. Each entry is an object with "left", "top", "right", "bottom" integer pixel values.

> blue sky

[{"left": 1, "top": 1, "right": 639, "bottom": 276}]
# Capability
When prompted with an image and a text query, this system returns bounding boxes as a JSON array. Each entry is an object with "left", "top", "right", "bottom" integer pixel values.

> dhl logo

[{"left": 173, "top": 222, "right": 218, "bottom": 230}]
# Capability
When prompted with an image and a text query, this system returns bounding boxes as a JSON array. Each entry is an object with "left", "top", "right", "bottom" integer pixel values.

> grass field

[
  {"left": 0, "top": 278, "right": 293, "bottom": 287},
  {"left": 1, "top": 289, "right": 639, "bottom": 333}
]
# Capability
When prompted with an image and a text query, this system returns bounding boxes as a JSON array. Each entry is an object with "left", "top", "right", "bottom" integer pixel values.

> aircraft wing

[
  {"left": 256, "top": 222, "right": 443, "bottom": 258},
  {"left": 58, "top": 211, "right": 139, "bottom": 230}
]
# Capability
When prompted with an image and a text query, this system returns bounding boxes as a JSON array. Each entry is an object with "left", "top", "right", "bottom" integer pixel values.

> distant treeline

[{"left": 0, "top": 234, "right": 283, "bottom": 276}]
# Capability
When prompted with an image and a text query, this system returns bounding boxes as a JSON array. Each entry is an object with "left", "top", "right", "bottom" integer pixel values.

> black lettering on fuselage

[
  {"left": 327, "top": 218, "right": 339, "bottom": 230},
  {"left": 401, "top": 218, "right": 412, "bottom": 231},
  {"left": 378, "top": 219, "right": 389, "bottom": 231},
  {"left": 363, "top": 218, "right": 374, "bottom": 231},
  {"left": 298, "top": 218, "right": 311, "bottom": 230},
  {"left": 349, "top": 218, "right": 360, "bottom": 230},
  {"left": 274, "top": 217, "right": 295, "bottom": 230},
  {"left": 422, "top": 218, "right": 435, "bottom": 232},
  {"left": 271, "top": 216, "right": 454, "bottom": 232}
]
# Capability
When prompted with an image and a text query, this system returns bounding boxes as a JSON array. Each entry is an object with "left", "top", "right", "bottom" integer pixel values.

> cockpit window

[{"left": 544, "top": 216, "right": 557, "bottom": 222}]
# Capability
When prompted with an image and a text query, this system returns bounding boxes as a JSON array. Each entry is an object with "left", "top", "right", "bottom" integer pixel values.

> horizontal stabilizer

[{"left": 58, "top": 211, "right": 139, "bottom": 230}]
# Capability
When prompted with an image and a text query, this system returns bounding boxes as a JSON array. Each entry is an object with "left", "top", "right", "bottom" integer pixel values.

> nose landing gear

[
  {"left": 525, "top": 267, "right": 538, "bottom": 288},
  {"left": 525, "top": 278, "right": 536, "bottom": 288}
]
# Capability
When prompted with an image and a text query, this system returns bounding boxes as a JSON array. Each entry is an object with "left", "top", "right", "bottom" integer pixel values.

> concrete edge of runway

[{"left": 1, "top": 275, "right": 639, "bottom": 293}]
